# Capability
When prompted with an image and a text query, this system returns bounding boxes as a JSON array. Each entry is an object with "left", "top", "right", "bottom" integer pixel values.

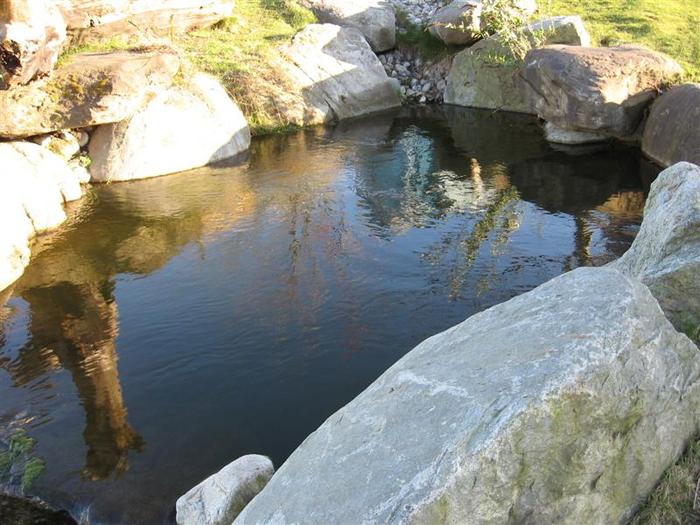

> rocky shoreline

[{"left": 2, "top": 0, "right": 700, "bottom": 523}]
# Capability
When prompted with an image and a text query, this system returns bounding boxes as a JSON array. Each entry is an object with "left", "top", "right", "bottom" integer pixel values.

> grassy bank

[
  {"left": 179, "top": 0, "right": 315, "bottom": 134},
  {"left": 546, "top": 0, "right": 700, "bottom": 81},
  {"left": 631, "top": 439, "right": 700, "bottom": 524}
]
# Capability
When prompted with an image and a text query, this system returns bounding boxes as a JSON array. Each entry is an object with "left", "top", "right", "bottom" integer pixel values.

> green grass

[
  {"left": 0, "top": 429, "right": 45, "bottom": 493},
  {"left": 179, "top": 0, "right": 316, "bottom": 134},
  {"left": 544, "top": 0, "right": 700, "bottom": 81},
  {"left": 631, "top": 439, "right": 700, "bottom": 524}
]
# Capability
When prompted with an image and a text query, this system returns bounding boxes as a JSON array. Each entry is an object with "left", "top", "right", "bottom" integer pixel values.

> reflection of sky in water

[{"left": 0, "top": 106, "right": 657, "bottom": 524}]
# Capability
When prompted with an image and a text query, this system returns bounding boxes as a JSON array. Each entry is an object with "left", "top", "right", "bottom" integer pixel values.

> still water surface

[{"left": 0, "top": 107, "right": 657, "bottom": 523}]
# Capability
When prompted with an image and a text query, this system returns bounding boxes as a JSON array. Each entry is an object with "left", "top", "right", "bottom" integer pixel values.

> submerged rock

[
  {"left": 519, "top": 45, "right": 683, "bottom": 139},
  {"left": 444, "top": 16, "right": 590, "bottom": 113},
  {"left": 176, "top": 455, "right": 274, "bottom": 525},
  {"left": 544, "top": 122, "right": 609, "bottom": 145},
  {"left": 614, "top": 162, "right": 700, "bottom": 339},
  {"left": 0, "top": 0, "right": 67, "bottom": 89},
  {"left": 88, "top": 73, "right": 250, "bottom": 182},
  {"left": 0, "top": 49, "right": 180, "bottom": 139},
  {"left": 58, "top": 0, "right": 234, "bottom": 45},
  {"left": 299, "top": 0, "right": 395, "bottom": 52},
  {"left": 0, "top": 141, "right": 83, "bottom": 291},
  {"left": 235, "top": 263, "right": 700, "bottom": 524},
  {"left": 0, "top": 494, "right": 77, "bottom": 525},
  {"left": 272, "top": 24, "right": 401, "bottom": 127},
  {"left": 642, "top": 83, "right": 700, "bottom": 167}
]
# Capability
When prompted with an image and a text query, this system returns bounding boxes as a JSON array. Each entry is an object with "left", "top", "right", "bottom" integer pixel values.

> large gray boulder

[
  {"left": 642, "top": 83, "right": 700, "bottom": 167},
  {"left": 176, "top": 455, "right": 274, "bottom": 525},
  {"left": 58, "top": 0, "right": 234, "bottom": 45},
  {"left": 428, "top": 0, "right": 538, "bottom": 47},
  {"left": 299, "top": 0, "right": 395, "bottom": 52},
  {"left": 428, "top": 0, "right": 483, "bottom": 46},
  {"left": 271, "top": 24, "right": 401, "bottom": 127},
  {"left": 235, "top": 264, "right": 700, "bottom": 524},
  {"left": 0, "top": 49, "right": 180, "bottom": 139},
  {"left": 89, "top": 74, "right": 250, "bottom": 182},
  {"left": 519, "top": 45, "right": 683, "bottom": 139},
  {"left": 0, "top": 0, "right": 67, "bottom": 89},
  {"left": 0, "top": 141, "right": 83, "bottom": 291},
  {"left": 614, "top": 162, "right": 700, "bottom": 339},
  {"left": 444, "top": 16, "right": 590, "bottom": 113}
]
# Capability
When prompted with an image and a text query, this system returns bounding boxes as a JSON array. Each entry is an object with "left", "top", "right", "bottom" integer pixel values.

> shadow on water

[{"left": 0, "top": 106, "right": 658, "bottom": 524}]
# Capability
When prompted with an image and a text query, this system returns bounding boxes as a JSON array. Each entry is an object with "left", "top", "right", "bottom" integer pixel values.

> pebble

[{"left": 374, "top": 0, "right": 452, "bottom": 105}]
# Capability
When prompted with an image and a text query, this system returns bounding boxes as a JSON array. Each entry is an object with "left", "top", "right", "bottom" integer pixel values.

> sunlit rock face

[
  {"left": 614, "top": 162, "right": 700, "bottom": 338},
  {"left": 58, "top": 0, "right": 233, "bottom": 45},
  {"left": 267, "top": 24, "right": 401, "bottom": 127},
  {"left": 642, "top": 83, "right": 700, "bottom": 168},
  {"left": 235, "top": 266, "right": 700, "bottom": 525},
  {"left": 176, "top": 455, "right": 274, "bottom": 525},
  {"left": 0, "top": 141, "right": 83, "bottom": 292},
  {"left": 88, "top": 74, "right": 251, "bottom": 182},
  {"left": 519, "top": 45, "right": 683, "bottom": 140},
  {"left": 0, "top": 0, "right": 66, "bottom": 89},
  {"left": 300, "top": 0, "right": 395, "bottom": 52}
]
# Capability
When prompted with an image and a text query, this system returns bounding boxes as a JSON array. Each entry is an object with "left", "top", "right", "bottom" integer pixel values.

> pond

[{"left": 0, "top": 106, "right": 658, "bottom": 524}]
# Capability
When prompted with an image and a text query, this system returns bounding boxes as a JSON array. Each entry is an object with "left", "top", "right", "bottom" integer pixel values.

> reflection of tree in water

[
  {"left": 423, "top": 181, "right": 522, "bottom": 300},
  {"left": 2, "top": 281, "right": 143, "bottom": 480}
]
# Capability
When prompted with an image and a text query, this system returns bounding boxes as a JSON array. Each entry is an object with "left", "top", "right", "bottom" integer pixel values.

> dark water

[{"left": 0, "top": 106, "right": 658, "bottom": 524}]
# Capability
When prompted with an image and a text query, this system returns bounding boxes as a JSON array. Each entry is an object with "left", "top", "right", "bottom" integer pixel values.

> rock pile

[
  {"left": 378, "top": 49, "right": 450, "bottom": 103},
  {"left": 389, "top": 0, "right": 441, "bottom": 26}
]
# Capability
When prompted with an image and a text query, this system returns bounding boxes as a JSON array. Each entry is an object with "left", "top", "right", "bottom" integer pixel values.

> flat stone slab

[
  {"left": 0, "top": 49, "right": 180, "bottom": 139},
  {"left": 59, "top": 0, "right": 234, "bottom": 44},
  {"left": 235, "top": 264, "right": 700, "bottom": 524}
]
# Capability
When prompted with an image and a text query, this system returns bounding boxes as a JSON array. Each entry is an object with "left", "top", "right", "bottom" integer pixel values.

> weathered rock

[
  {"left": 0, "top": 494, "right": 77, "bottom": 525},
  {"left": 642, "top": 83, "right": 700, "bottom": 167},
  {"left": 89, "top": 74, "right": 250, "bottom": 182},
  {"left": 614, "top": 162, "right": 700, "bottom": 338},
  {"left": 0, "top": 141, "right": 83, "bottom": 291},
  {"left": 445, "top": 16, "right": 589, "bottom": 112},
  {"left": 58, "top": 0, "right": 234, "bottom": 45},
  {"left": 544, "top": 122, "right": 609, "bottom": 145},
  {"left": 235, "top": 265, "right": 700, "bottom": 525},
  {"left": 519, "top": 45, "right": 683, "bottom": 138},
  {"left": 176, "top": 455, "right": 274, "bottom": 525},
  {"left": 428, "top": 0, "right": 482, "bottom": 46},
  {"left": 270, "top": 24, "right": 401, "bottom": 127},
  {"left": 0, "top": 0, "right": 67, "bottom": 89},
  {"left": 0, "top": 49, "right": 180, "bottom": 139},
  {"left": 300, "top": 0, "right": 395, "bottom": 52}
]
